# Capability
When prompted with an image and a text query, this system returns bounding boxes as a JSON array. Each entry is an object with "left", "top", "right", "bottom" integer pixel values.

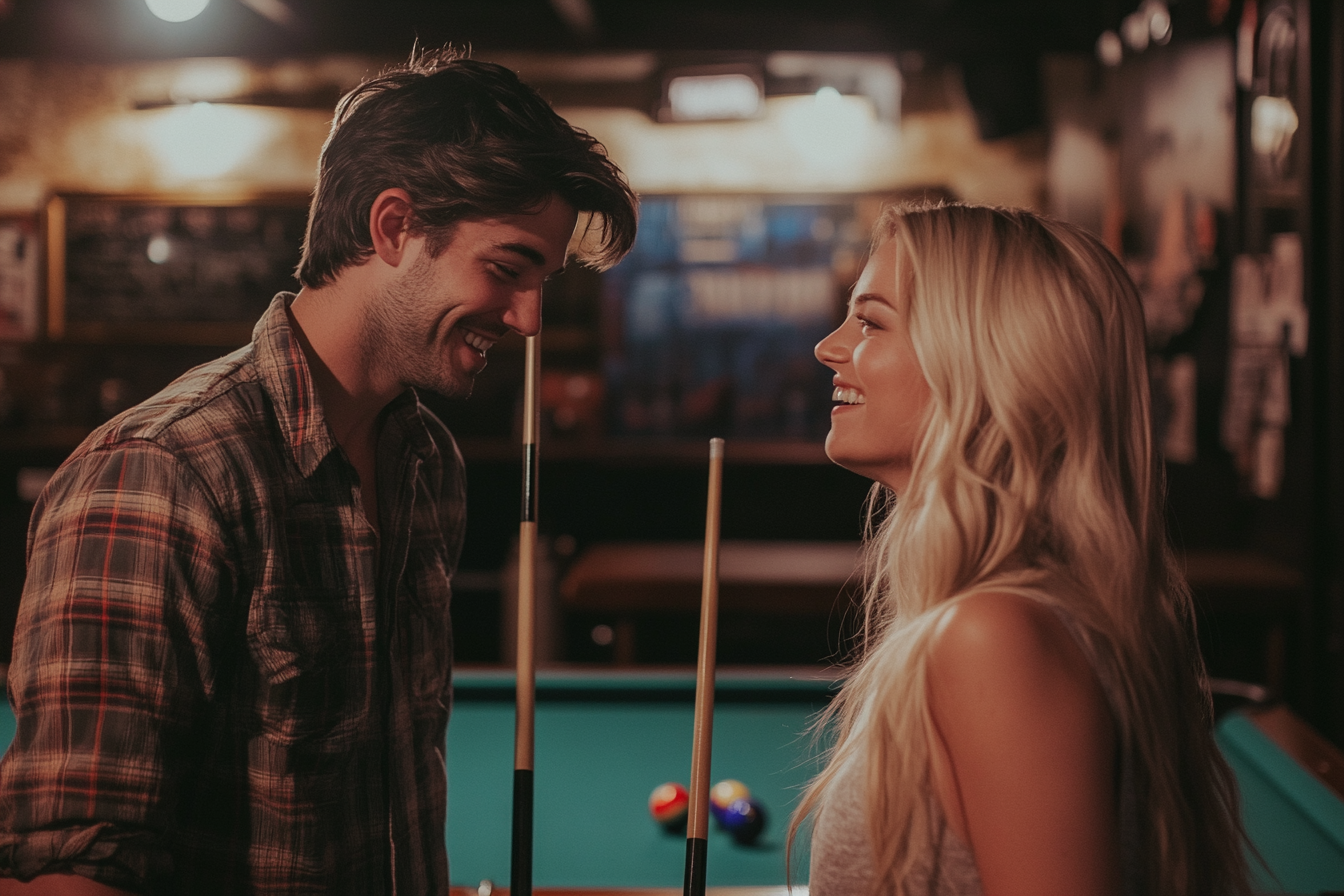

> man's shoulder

[{"left": 75, "top": 345, "right": 274, "bottom": 466}]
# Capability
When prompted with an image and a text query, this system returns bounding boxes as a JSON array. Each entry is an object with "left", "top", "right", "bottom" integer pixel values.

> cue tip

[{"left": 709, "top": 437, "right": 724, "bottom": 458}]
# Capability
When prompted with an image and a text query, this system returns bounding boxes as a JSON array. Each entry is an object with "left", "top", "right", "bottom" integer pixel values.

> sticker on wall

[
  {"left": 0, "top": 215, "right": 40, "bottom": 342},
  {"left": 1221, "top": 233, "right": 1306, "bottom": 498}
]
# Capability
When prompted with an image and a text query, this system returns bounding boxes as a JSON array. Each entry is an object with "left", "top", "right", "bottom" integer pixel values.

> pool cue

[
  {"left": 684, "top": 437, "right": 725, "bottom": 896},
  {"left": 511, "top": 333, "right": 541, "bottom": 896}
]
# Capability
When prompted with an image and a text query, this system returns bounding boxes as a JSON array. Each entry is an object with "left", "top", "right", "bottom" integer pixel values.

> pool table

[
  {"left": 444, "top": 668, "right": 834, "bottom": 890},
  {"left": 0, "top": 667, "right": 837, "bottom": 892},
  {"left": 2, "top": 669, "right": 1342, "bottom": 895},
  {"left": 1215, "top": 701, "right": 1344, "bottom": 895}
]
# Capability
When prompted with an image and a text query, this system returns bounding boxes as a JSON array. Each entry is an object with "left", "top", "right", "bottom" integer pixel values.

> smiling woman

[
  {"left": 795, "top": 202, "right": 1252, "bottom": 896},
  {"left": 815, "top": 239, "right": 932, "bottom": 493}
]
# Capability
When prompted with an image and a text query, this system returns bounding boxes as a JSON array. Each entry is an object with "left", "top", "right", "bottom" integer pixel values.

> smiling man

[{"left": 0, "top": 49, "right": 636, "bottom": 896}]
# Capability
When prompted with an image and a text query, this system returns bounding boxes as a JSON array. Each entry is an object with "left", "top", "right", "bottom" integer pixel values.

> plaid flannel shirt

[{"left": 0, "top": 294, "right": 465, "bottom": 895}]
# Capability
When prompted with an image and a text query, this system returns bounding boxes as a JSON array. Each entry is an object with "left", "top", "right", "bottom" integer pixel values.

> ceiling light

[
  {"left": 145, "top": 0, "right": 209, "bottom": 23},
  {"left": 666, "top": 73, "right": 761, "bottom": 121},
  {"left": 660, "top": 67, "right": 764, "bottom": 122},
  {"left": 143, "top": 102, "right": 277, "bottom": 180}
]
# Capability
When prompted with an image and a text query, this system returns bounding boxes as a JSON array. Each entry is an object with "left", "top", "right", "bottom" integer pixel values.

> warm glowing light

[
  {"left": 1149, "top": 3, "right": 1173, "bottom": 44},
  {"left": 144, "top": 102, "right": 277, "bottom": 181},
  {"left": 778, "top": 89, "right": 874, "bottom": 172},
  {"left": 146, "top": 234, "right": 172, "bottom": 263},
  {"left": 169, "top": 59, "right": 248, "bottom": 104},
  {"left": 1121, "top": 11, "right": 1150, "bottom": 51},
  {"left": 1250, "top": 95, "right": 1299, "bottom": 160},
  {"left": 145, "top": 0, "right": 210, "bottom": 22},
  {"left": 1096, "top": 31, "right": 1124, "bottom": 66},
  {"left": 666, "top": 73, "right": 762, "bottom": 121}
]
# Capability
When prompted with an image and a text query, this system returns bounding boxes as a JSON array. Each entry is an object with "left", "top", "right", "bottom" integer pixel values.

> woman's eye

[{"left": 857, "top": 316, "right": 879, "bottom": 333}]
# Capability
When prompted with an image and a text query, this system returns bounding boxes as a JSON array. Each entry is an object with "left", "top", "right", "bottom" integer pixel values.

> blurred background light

[
  {"left": 1121, "top": 10, "right": 1151, "bottom": 51},
  {"left": 144, "top": 0, "right": 210, "bottom": 23},
  {"left": 168, "top": 60, "right": 249, "bottom": 104},
  {"left": 143, "top": 102, "right": 277, "bottom": 181},
  {"left": 779, "top": 87, "right": 873, "bottom": 171},
  {"left": 1147, "top": 1, "right": 1173, "bottom": 45},
  {"left": 1096, "top": 30, "right": 1124, "bottom": 66},
  {"left": 1250, "top": 94, "right": 1299, "bottom": 160},
  {"left": 146, "top": 234, "right": 172, "bottom": 264},
  {"left": 665, "top": 72, "right": 763, "bottom": 122}
]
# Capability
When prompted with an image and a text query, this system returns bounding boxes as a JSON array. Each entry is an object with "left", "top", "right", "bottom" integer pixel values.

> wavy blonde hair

[{"left": 789, "top": 203, "right": 1249, "bottom": 895}]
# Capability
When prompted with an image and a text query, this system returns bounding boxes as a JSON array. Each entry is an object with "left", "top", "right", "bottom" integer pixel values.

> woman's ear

[{"left": 368, "top": 188, "right": 417, "bottom": 267}]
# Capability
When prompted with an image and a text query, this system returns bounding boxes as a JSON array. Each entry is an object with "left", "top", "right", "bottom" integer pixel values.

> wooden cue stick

[
  {"left": 511, "top": 333, "right": 541, "bottom": 896},
  {"left": 684, "top": 437, "right": 725, "bottom": 896}
]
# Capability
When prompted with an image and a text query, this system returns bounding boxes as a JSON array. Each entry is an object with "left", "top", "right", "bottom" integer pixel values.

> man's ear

[{"left": 368, "top": 188, "right": 416, "bottom": 267}]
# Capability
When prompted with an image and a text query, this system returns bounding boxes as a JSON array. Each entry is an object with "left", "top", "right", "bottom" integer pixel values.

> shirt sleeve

[{"left": 0, "top": 439, "right": 231, "bottom": 894}]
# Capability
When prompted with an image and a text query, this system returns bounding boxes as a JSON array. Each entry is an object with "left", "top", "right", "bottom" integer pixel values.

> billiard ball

[
  {"left": 709, "top": 779, "right": 750, "bottom": 825},
  {"left": 721, "top": 796, "right": 766, "bottom": 844},
  {"left": 648, "top": 781, "right": 689, "bottom": 831}
]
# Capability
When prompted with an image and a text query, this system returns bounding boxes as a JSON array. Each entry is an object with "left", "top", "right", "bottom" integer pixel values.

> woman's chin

[{"left": 822, "top": 440, "right": 868, "bottom": 480}]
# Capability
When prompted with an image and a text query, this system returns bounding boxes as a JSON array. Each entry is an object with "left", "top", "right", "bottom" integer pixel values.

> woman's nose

[{"left": 815, "top": 326, "right": 850, "bottom": 365}]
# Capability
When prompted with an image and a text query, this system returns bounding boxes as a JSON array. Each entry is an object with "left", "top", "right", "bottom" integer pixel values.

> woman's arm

[{"left": 926, "top": 592, "right": 1120, "bottom": 896}]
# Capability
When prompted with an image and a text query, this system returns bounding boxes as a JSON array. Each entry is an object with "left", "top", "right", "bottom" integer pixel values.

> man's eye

[{"left": 491, "top": 263, "right": 520, "bottom": 280}]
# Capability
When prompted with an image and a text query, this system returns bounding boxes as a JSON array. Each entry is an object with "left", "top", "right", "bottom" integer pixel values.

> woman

[{"left": 793, "top": 203, "right": 1249, "bottom": 895}]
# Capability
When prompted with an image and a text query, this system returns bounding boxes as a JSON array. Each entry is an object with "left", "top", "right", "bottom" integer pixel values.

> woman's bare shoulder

[
  {"left": 925, "top": 591, "right": 1122, "bottom": 895},
  {"left": 928, "top": 591, "right": 1094, "bottom": 695},
  {"left": 925, "top": 590, "right": 1113, "bottom": 759}
]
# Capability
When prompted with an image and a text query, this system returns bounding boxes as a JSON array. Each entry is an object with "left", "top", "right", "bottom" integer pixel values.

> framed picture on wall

[
  {"left": 46, "top": 192, "right": 311, "bottom": 344},
  {"left": 0, "top": 212, "right": 41, "bottom": 341}
]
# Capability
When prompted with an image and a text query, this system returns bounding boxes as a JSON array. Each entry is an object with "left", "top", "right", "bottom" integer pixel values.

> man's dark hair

[{"left": 296, "top": 47, "right": 638, "bottom": 287}]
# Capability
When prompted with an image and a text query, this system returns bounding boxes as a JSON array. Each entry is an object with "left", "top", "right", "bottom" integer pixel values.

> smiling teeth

[
  {"left": 833, "top": 387, "right": 865, "bottom": 405},
  {"left": 463, "top": 331, "right": 496, "bottom": 354}
]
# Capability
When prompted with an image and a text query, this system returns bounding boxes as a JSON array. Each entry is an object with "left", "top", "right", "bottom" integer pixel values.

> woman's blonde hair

[{"left": 790, "top": 202, "right": 1249, "bottom": 895}]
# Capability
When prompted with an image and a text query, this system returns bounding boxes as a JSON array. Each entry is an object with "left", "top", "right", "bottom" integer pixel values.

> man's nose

[{"left": 503, "top": 286, "right": 543, "bottom": 337}]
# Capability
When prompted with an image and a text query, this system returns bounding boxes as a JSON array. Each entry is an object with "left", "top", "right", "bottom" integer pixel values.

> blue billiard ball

[
  {"left": 709, "top": 779, "right": 750, "bottom": 826},
  {"left": 721, "top": 797, "right": 766, "bottom": 844}
]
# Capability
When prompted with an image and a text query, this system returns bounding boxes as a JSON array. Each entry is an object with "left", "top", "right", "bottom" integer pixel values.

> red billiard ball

[
  {"left": 721, "top": 796, "right": 766, "bottom": 844},
  {"left": 649, "top": 782, "right": 689, "bottom": 831}
]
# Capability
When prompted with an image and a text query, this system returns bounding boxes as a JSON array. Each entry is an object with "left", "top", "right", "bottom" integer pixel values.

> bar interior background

[{"left": 0, "top": 0, "right": 1339, "bottom": 749}]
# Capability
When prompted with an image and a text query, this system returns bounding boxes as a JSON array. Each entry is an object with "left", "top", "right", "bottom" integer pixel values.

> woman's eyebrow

[{"left": 850, "top": 293, "right": 895, "bottom": 312}]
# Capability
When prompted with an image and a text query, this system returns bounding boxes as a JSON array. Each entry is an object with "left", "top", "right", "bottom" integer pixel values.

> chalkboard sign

[{"left": 47, "top": 193, "right": 310, "bottom": 344}]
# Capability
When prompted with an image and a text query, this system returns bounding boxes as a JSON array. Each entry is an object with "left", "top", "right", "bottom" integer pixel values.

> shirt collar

[{"left": 251, "top": 294, "right": 440, "bottom": 477}]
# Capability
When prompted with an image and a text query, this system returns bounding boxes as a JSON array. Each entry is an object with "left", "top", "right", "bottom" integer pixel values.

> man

[{"left": 0, "top": 48, "right": 637, "bottom": 895}]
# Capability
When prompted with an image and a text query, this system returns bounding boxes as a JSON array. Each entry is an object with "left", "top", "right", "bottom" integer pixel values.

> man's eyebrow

[{"left": 493, "top": 241, "right": 548, "bottom": 267}]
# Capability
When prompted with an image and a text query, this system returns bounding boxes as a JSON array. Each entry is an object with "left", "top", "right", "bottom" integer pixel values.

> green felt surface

[
  {"left": 446, "top": 670, "right": 834, "bottom": 886},
  {"left": 1216, "top": 712, "right": 1344, "bottom": 895}
]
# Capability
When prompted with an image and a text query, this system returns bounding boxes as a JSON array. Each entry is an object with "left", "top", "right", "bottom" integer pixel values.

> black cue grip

[
  {"left": 683, "top": 836, "right": 708, "bottom": 896},
  {"left": 510, "top": 768, "right": 533, "bottom": 896}
]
